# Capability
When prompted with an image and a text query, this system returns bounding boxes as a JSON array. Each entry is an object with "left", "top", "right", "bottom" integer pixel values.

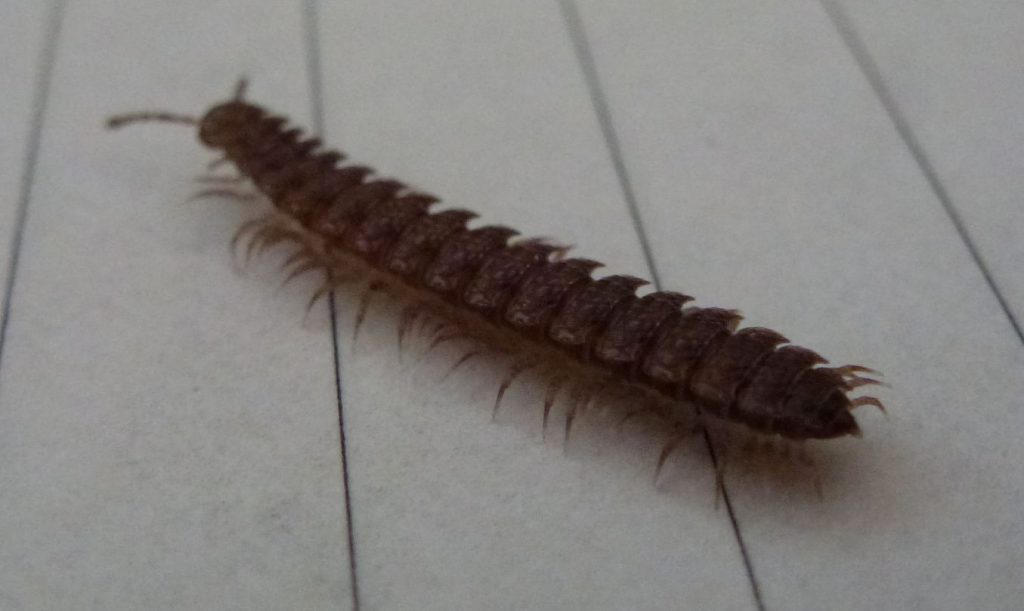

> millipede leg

[
  {"left": 563, "top": 385, "right": 596, "bottom": 449},
  {"left": 189, "top": 186, "right": 259, "bottom": 203},
  {"left": 424, "top": 333, "right": 459, "bottom": 354},
  {"left": 441, "top": 349, "right": 485, "bottom": 381},
  {"left": 492, "top": 361, "right": 534, "bottom": 421},
  {"left": 280, "top": 259, "right": 323, "bottom": 288},
  {"left": 425, "top": 320, "right": 458, "bottom": 343},
  {"left": 229, "top": 216, "right": 281, "bottom": 270},
  {"left": 195, "top": 174, "right": 247, "bottom": 185},
  {"left": 207, "top": 156, "right": 230, "bottom": 171},
  {"left": 541, "top": 376, "right": 567, "bottom": 440},
  {"left": 244, "top": 225, "right": 296, "bottom": 264},
  {"left": 352, "top": 281, "right": 385, "bottom": 344},
  {"left": 654, "top": 428, "right": 692, "bottom": 486},
  {"left": 850, "top": 395, "right": 887, "bottom": 415},
  {"left": 278, "top": 246, "right": 331, "bottom": 288},
  {"left": 396, "top": 304, "right": 425, "bottom": 354},
  {"left": 304, "top": 273, "right": 358, "bottom": 318}
]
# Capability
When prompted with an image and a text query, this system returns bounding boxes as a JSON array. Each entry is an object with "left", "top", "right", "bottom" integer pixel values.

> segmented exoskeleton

[{"left": 108, "top": 81, "right": 884, "bottom": 468}]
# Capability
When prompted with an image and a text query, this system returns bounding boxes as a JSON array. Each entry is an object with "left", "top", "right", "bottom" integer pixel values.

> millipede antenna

[
  {"left": 105, "top": 111, "right": 198, "bottom": 130},
  {"left": 233, "top": 76, "right": 249, "bottom": 101}
]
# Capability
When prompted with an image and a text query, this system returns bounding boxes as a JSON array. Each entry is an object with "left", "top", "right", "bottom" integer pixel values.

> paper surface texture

[{"left": 1, "top": 2, "right": 1021, "bottom": 610}]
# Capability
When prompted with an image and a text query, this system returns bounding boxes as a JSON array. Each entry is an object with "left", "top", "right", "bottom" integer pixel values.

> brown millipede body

[{"left": 108, "top": 80, "right": 885, "bottom": 483}]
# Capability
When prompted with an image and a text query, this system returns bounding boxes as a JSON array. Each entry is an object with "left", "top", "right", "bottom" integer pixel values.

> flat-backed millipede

[{"left": 107, "top": 81, "right": 885, "bottom": 480}]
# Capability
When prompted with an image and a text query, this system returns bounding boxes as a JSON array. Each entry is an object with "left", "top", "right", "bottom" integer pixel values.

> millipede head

[
  {"left": 194, "top": 76, "right": 265, "bottom": 148},
  {"left": 197, "top": 100, "right": 264, "bottom": 148},
  {"left": 106, "top": 77, "right": 257, "bottom": 150}
]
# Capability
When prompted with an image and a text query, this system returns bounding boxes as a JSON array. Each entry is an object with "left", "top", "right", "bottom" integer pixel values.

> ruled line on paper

[
  {"left": 0, "top": 0, "right": 67, "bottom": 376},
  {"left": 820, "top": 0, "right": 1024, "bottom": 347},
  {"left": 557, "top": 2, "right": 766, "bottom": 610},
  {"left": 302, "top": 1, "right": 362, "bottom": 609}
]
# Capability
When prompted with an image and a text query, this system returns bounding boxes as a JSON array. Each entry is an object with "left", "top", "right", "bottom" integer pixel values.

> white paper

[
  {"left": 0, "top": 2, "right": 352, "bottom": 610},
  {"left": 1, "top": 1, "right": 1021, "bottom": 610}
]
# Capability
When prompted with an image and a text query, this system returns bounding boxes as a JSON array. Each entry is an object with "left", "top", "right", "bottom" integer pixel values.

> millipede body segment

[{"left": 109, "top": 84, "right": 884, "bottom": 447}]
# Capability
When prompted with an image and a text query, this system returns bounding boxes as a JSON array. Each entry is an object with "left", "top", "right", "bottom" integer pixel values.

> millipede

[{"left": 107, "top": 80, "right": 885, "bottom": 486}]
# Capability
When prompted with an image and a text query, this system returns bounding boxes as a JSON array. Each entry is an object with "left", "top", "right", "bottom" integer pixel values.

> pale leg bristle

[
  {"left": 541, "top": 376, "right": 567, "bottom": 440},
  {"left": 188, "top": 186, "right": 259, "bottom": 203},
  {"left": 492, "top": 361, "right": 534, "bottom": 421},
  {"left": 850, "top": 395, "right": 887, "bottom": 415},
  {"left": 654, "top": 433, "right": 687, "bottom": 486},
  {"left": 563, "top": 385, "right": 595, "bottom": 451},
  {"left": 441, "top": 349, "right": 484, "bottom": 381},
  {"left": 396, "top": 304, "right": 424, "bottom": 354},
  {"left": 194, "top": 174, "right": 247, "bottom": 185},
  {"left": 352, "top": 282, "right": 385, "bottom": 345}
]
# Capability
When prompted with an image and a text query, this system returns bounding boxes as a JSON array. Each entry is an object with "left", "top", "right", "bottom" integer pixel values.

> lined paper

[
  {"left": 574, "top": 2, "right": 1024, "bottom": 609},
  {"left": 830, "top": 0, "right": 1024, "bottom": 335},
  {"left": 316, "top": 3, "right": 753, "bottom": 610},
  {"left": 1, "top": 1, "right": 1021, "bottom": 610},
  {"left": 0, "top": 0, "right": 50, "bottom": 336},
  {"left": 0, "top": 2, "right": 352, "bottom": 609}
]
